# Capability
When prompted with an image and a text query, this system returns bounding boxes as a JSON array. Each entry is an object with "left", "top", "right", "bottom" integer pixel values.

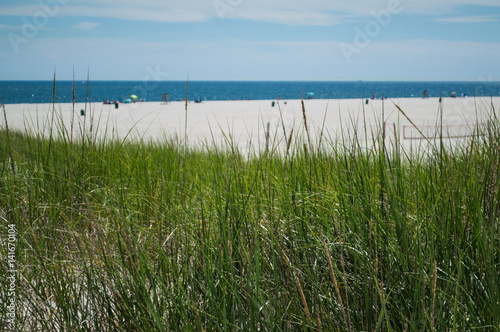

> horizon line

[{"left": 1, "top": 79, "right": 499, "bottom": 83}]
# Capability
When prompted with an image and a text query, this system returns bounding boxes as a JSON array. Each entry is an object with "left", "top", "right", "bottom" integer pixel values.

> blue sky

[{"left": 0, "top": 0, "right": 499, "bottom": 81}]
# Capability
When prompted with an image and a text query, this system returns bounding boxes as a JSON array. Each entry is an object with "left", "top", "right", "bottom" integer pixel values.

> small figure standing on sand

[
  {"left": 422, "top": 90, "right": 429, "bottom": 99},
  {"left": 161, "top": 93, "right": 170, "bottom": 104},
  {"left": 372, "top": 93, "right": 376, "bottom": 100}
]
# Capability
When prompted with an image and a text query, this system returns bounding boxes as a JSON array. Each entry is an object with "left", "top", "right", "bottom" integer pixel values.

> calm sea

[{"left": 1, "top": 81, "right": 499, "bottom": 104}]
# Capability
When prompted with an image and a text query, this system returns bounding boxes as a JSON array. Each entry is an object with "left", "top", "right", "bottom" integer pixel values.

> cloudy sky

[{"left": 1, "top": 0, "right": 499, "bottom": 81}]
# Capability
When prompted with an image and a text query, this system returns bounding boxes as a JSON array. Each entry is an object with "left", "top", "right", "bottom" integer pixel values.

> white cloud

[
  {"left": 0, "top": 0, "right": 499, "bottom": 26},
  {"left": 436, "top": 15, "right": 498, "bottom": 23},
  {"left": 231, "top": 9, "right": 342, "bottom": 26},
  {"left": 73, "top": 21, "right": 101, "bottom": 30}
]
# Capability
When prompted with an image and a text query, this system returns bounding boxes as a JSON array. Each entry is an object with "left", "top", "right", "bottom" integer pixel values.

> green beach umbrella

[{"left": 130, "top": 95, "right": 138, "bottom": 100}]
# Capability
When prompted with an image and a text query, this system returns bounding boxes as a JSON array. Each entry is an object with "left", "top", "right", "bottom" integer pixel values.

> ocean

[{"left": 1, "top": 80, "right": 500, "bottom": 104}]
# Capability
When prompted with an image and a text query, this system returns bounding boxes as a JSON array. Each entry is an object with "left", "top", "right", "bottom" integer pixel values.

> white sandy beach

[{"left": 2, "top": 97, "right": 499, "bottom": 153}]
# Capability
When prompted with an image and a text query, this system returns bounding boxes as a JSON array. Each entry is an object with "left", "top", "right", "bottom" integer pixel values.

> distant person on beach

[
  {"left": 422, "top": 90, "right": 429, "bottom": 99},
  {"left": 372, "top": 93, "right": 376, "bottom": 100},
  {"left": 161, "top": 93, "right": 170, "bottom": 104}
]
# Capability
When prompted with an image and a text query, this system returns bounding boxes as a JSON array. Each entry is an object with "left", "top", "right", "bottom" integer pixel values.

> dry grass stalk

[
  {"left": 300, "top": 92, "right": 312, "bottom": 152},
  {"left": 315, "top": 303, "right": 321, "bottom": 329},
  {"left": 340, "top": 245, "right": 352, "bottom": 330},
  {"left": 194, "top": 308, "right": 204, "bottom": 332},
  {"left": 184, "top": 78, "right": 189, "bottom": 144},
  {"left": 280, "top": 247, "right": 313, "bottom": 328},
  {"left": 322, "top": 240, "right": 347, "bottom": 324},
  {"left": 394, "top": 103, "right": 430, "bottom": 143},
  {"left": 431, "top": 260, "right": 437, "bottom": 331},
  {"left": 2, "top": 103, "right": 15, "bottom": 176},
  {"left": 286, "top": 128, "right": 294, "bottom": 158},
  {"left": 294, "top": 270, "right": 312, "bottom": 327}
]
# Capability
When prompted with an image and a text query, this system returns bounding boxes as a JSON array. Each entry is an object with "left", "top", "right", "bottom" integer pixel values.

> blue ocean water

[{"left": 1, "top": 80, "right": 500, "bottom": 104}]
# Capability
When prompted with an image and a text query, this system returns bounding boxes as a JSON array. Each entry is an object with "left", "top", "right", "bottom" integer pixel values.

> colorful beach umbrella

[{"left": 130, "top": 95, "right": 138, "bottom": 100}]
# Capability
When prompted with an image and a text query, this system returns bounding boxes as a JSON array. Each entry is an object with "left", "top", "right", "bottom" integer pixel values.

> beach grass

[{"left": 0, "top": 98, "right": 499, "bottom": 331}]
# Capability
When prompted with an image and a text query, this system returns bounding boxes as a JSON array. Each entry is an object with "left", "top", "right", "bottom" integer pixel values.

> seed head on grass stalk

[
  {"left": 294, "top": 269, "right": 312, "bottom": 327},
  {"left": 286, "top": 128, "right": 294, "bottom": 161},
  {"left": 185, "top": 75, "right": 189, "bottom": 146},
  {"left": 431, "top": 259, "right": 437, "bottom": 331},
  {"left": 47, "top": 72, "right": 56, "bottom": 158},
  {"left": 2, "top": 102, "right": 15, "bottom": 175},
  {"left": 70, "top": 68, "right": 76, "bottom": 146},
  {"left": 300, "top": 92, "right": 312, "bottom": 153}
]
